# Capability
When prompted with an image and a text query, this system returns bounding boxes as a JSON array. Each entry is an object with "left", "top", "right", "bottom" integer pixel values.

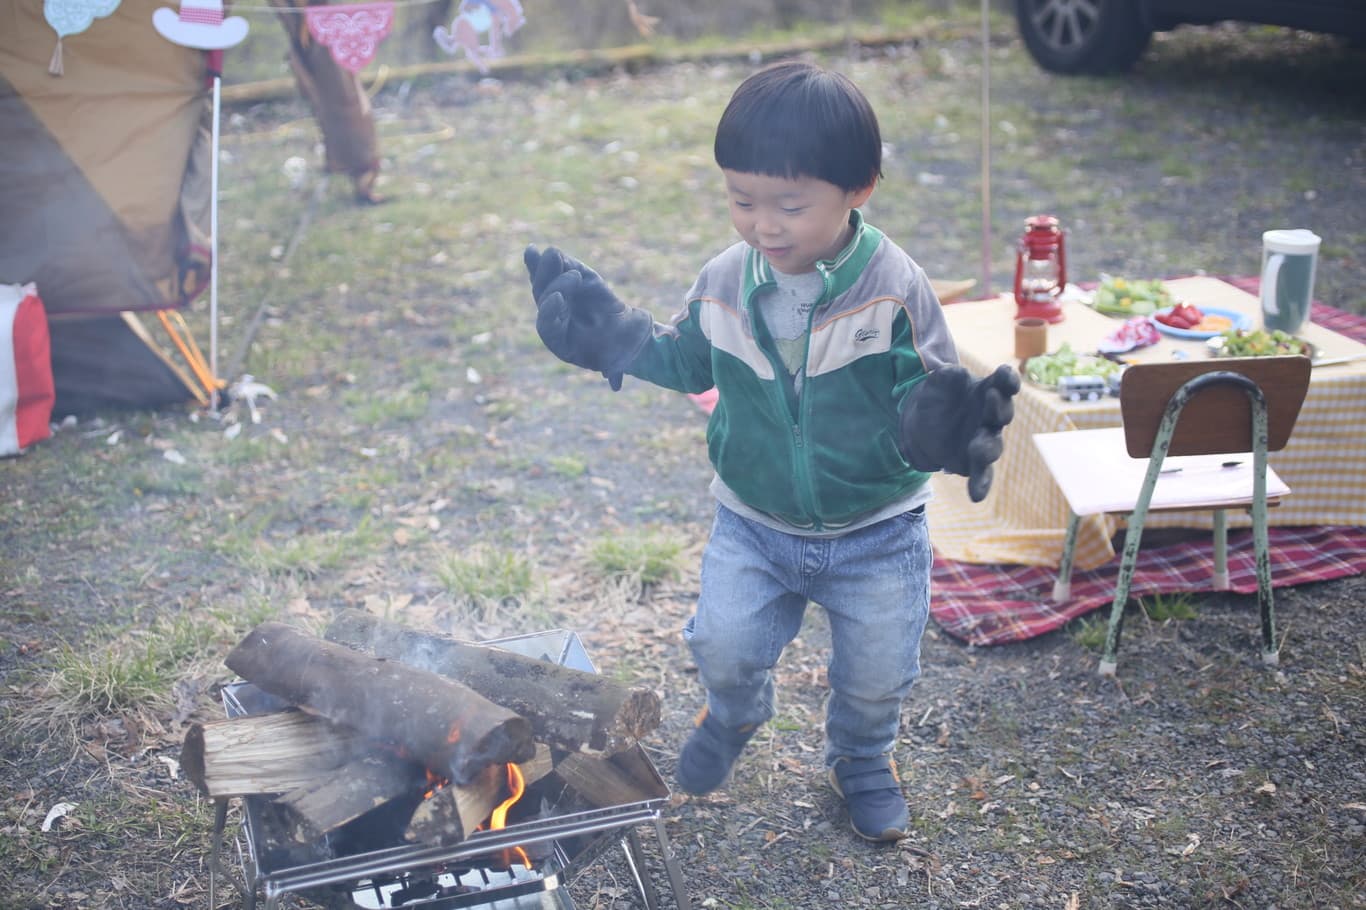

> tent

[{"left": 0, "top": 0, "right": 221, "bottom": 415}]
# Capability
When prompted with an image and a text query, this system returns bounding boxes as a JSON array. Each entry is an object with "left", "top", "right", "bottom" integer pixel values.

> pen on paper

[{"left": 1159, "top": 461, "right": 1243, "bottom": 475}]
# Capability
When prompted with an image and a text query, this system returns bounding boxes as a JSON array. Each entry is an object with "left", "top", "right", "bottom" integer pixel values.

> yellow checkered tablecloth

[{"left": 929, "top": 276, "right": 1366, "bottom": 571}]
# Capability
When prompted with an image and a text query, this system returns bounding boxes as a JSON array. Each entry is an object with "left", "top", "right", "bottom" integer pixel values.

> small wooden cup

[{"left": 1014, "top": 317, "right": 1048, "bottom": 361}]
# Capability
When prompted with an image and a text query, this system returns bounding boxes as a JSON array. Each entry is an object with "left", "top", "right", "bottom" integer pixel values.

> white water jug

[{"left": 1260, "top": 229, "right": 1320, "bottom": 335}]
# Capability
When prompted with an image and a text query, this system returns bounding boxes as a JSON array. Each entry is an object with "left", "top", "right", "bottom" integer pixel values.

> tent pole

[
  {"left": 210, "top": 73, "right": 222, "bottom": 410},
  {"left": 980, "top": 0, "right": 992, "bottom": 297}
]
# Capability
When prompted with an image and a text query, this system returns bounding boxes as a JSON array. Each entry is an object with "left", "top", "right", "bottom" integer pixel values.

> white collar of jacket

[{"left": 740, "top": 210, "right": 883, "bottom": 306}]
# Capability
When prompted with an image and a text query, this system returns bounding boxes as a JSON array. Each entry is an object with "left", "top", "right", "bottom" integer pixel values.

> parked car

[{"left": 1014, "top": 0, "right": 1366, "bottom": 74}]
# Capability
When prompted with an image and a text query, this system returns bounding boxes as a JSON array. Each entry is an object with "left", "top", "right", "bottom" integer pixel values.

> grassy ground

[{"left": 2, "top": 8, "right": 1365, "bottom": 909}]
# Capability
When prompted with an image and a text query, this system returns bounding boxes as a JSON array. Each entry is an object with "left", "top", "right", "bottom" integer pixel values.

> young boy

[{"left": 523, "top": 60, "right": 1018, "bottom": 842}]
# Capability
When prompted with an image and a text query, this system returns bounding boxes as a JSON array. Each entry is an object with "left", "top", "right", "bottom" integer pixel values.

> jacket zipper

[{"left": 789, "top": 264, "right": 833, "bottom": 530}]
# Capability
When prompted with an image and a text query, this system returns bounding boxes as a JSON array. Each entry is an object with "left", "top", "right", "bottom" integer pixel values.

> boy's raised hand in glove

[
  {"left": 524, "top": 245, "right": 653, "bottom": 391},
  {"left": 897, "top": 364, "right": 1020, "bottom": 503}
]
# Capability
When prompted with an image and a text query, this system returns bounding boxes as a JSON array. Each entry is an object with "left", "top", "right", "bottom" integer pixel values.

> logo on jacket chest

[{"left": 854, "top": 327, "right": 881, "bottom": 343}]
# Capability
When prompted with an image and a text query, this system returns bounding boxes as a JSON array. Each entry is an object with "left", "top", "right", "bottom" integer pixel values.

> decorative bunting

[
  {"left": 152, "top": 0, "right": 249, "bottom": 50},
  {"left": 44, "top": 0, "right": 122, "bottom": 75},
  {"left": 304, "top": 2, "right": 396, "bottom": 73},
  {"left": 433, "top": 0, "right": 525, "bottom": 74}
]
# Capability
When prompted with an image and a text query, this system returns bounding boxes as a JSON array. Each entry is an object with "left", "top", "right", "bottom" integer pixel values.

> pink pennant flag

[{"left": 304, "top": 2, "right": 395, "bottom": 73}]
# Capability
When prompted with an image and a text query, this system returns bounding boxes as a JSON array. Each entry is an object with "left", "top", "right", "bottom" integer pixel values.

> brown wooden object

[
  {"left": 225, "top": 622, "right": 535, "bottom": 785},
  {"left": 553, "top": 751, "right": 661, "bottom": 809},
  {"left": 1118, "top": 355, "right": 1311, "bottom": 458},
  {"left": 181, "top": 708, "right": 365, "bottom": 798},
  {"left": 405, "top": 743, "right": 554, "bottom": 845},
  {"left": 276, "top": 754, "right": 426, "bottom": 843},
  {"left": 324, "top": 610, "right": 662, "bottom": 756}
]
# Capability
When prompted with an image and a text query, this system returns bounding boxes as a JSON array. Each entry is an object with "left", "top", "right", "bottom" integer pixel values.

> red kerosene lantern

[{"left": 1013, "top": 214, "right": 1067, "bottom": 323}]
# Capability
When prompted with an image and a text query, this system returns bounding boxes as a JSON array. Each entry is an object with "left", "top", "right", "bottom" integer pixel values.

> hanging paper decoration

[
  {"left": 44, "top": 0, "right": 122, "bottom": 75},
  {"left": 305, "top": 2, "right": 395, "bottom": 74},
  {"left": 433, "top": 0, "right": 526, "bottom": 75},
  {"left": 152, "top": 0, "right": 248, "bottom": 50}
]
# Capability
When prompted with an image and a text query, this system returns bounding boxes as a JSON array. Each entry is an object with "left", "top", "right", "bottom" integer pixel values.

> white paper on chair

[{"left": 1033, "top": 427, "right": 1290, "bottom": 517}]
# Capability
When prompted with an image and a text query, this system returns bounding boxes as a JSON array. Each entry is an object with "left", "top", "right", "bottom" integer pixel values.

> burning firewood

[
  {"left": 405, "top": 743, "right": 554, "bottom": 846},
  {"left": 225, "top": 621, "right": 536, "bottom": 785},
  {"left": 324, "top": 609, "right": 662, "bottom": 756},
  {"left": 276, "top": 753, "right": 427, "bottom": 843}
]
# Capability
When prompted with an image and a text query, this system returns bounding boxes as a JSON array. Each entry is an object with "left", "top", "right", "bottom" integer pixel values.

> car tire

[{"left": 1014, "top": 0, "right": 1153, "bottom": 75}]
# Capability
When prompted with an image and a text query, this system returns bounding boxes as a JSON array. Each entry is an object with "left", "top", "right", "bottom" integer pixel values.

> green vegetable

[
  {"left": 1092, "top": 276, "right": 1172, "bottom": 316},
  {"left": 1215, "top": 328, "right": 1310, "bottom": 357},
  {"left": 1025, "top": 342, "right": 1124, "bottom": 388}
]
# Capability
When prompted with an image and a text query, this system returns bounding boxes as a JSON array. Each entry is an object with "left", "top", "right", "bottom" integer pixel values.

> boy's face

[{"left": 722, "top": 169, "right": 873, "bottom": 275}]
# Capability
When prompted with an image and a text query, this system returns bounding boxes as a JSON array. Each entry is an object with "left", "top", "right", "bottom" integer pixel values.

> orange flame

[
  {"left": 488, "top": 763, "right": 529, "bottom": 867},
  {"left": 422, "top": 767, "right": 448, "bottom": 800}
]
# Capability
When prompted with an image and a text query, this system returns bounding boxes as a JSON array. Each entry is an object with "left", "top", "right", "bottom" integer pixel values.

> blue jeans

[{"left": 683, "top": 503, "right": 932, "bottom": 766}]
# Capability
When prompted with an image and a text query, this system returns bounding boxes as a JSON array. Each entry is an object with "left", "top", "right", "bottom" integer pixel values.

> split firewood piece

[
  {"left": 553, "top": 749, "right": 662, "bottom": 809},
  {"left": 324, "top": 609, "right": 662, "bottom": 756},
  {"left": 276, "top": 753, "right": 427, "bottom": 844},
  {"left": 181, "top": 708, "right": 366, "bottom": 798},
  {"left": 406, "top": 743, "right": 555, "bottom": 846},
  {"left": 225, "top": 621, "right": 535, "bottom": 785}
]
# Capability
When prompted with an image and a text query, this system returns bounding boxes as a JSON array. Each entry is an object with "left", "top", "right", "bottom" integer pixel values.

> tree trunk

[
  {"left": 324, "top": 610, "right": 661, "bottom": 756},
  {"left": 225, "top": 621, "right": 535, "bottom": 785}
]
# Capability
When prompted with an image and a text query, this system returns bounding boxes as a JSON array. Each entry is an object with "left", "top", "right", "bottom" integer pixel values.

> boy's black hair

[{"left": 714, "top": 60, "right": 883, "bottom": 192}]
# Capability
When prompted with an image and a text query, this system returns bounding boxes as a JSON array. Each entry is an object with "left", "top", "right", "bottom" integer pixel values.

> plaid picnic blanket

[
  {"left": 931, "top": 525, "right": 1366, "bottom": 646},
  {"left": 932, "top": 276, "right": 1366, "bottom": 645}
]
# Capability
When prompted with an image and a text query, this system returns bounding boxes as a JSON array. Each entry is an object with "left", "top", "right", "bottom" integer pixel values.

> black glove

[
  {"left": 524, "top": 245, "right": 653, "bottom": 391},
  {"left": 898, "top": 364, "right": 1020, "bottom": 503}
]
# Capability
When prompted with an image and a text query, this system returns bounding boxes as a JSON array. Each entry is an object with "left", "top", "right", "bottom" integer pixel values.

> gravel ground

[{"left": 612, "top": 574, "right": 1366, "bottom": 909}]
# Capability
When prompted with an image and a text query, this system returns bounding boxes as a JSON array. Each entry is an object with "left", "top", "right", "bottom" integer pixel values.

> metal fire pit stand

[{"left": 206, "top": 629, "right": 690, "bottom": 910}]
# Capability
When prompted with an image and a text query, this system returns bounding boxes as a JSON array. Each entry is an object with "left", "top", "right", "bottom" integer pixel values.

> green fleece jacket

[{"left": 627, "top": 213, "right": 961, "bottom": 531}]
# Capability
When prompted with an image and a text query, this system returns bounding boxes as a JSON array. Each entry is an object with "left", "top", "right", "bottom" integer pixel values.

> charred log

[
  {"left": 405, "top": 743, "right": 554, "bottom": 846},
  {"left": 225, "top": 621, "right": 535, "bottom": 785},
  {"left": 324, "top": 610, "right": 661, "bottom": 756}
]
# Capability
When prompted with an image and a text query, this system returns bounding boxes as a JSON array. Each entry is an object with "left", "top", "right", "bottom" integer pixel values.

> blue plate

[{"left": 1152, "top": 306, "right": 1251, "bottom": 340}]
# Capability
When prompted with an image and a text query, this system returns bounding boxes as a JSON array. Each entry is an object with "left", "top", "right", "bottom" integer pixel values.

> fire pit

[{"left": 205, "top": 628, "right": 689, "bottom": 910}]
